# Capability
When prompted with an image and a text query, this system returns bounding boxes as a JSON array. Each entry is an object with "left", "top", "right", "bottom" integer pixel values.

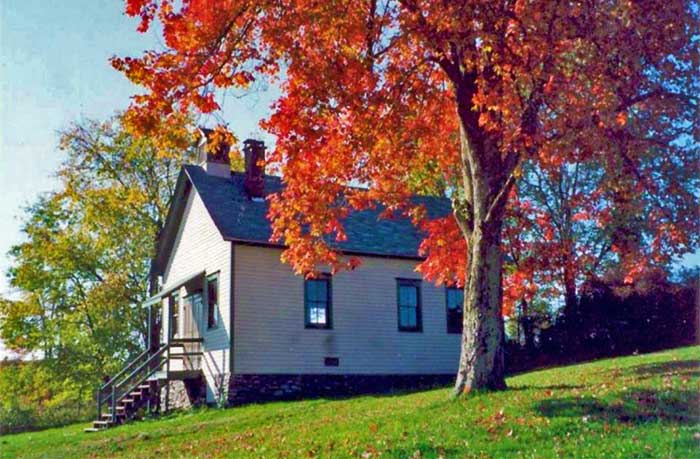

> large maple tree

[{"left": 114, "top": 0, "right": 698, "bottom": 393}]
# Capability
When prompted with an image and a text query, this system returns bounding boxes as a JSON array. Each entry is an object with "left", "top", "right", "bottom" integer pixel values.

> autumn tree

[
  {"left": 509, "top": 162, "right": 613, "bottom": 320},
  {"left": 115, "top": 0, "right": 698, "bottom": 393},
  {"left": 504, "top": 116, "right": 699, "bottom": 338},
  {"left": 1, "top": 116, "right": 194, "bottom": 417}
]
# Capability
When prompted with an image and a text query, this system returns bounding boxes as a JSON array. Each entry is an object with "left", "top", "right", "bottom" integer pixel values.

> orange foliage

[{"left": 115, "top": 0, "right": 698, "bottom": 312}]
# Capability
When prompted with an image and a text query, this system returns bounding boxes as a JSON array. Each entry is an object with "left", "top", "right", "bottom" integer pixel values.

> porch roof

[{"left": 142, "top": 270, "right": 206, "bottom": 307}]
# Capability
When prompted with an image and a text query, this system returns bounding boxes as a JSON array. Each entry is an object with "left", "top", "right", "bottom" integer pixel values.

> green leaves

[{"left": 0, "top": 114, "right": 195, "bottom": 429}]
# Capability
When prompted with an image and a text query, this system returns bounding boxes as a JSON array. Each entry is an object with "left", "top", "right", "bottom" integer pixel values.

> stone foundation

[
  {"left": 227, "top": 374, "right": 453, "bottom": 406},
  {"left": 160, "top": 375, "right": 207, "bottom": 410}
]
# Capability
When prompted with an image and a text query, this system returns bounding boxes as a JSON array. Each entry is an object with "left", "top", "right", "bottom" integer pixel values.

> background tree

[
  {"left": 0, "top": 115, "right": 195, "bottom": 430},
  {"left": 115, "top": 0, "right": 698, "bottom": 393},
  {"left": 504, "top": 122, "right": 698, "bottom": 340}
]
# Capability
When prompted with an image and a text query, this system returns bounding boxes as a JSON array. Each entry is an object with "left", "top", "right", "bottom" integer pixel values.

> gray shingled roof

[{"left": 183, "top": 165, "right": 451, "bottom": 259}]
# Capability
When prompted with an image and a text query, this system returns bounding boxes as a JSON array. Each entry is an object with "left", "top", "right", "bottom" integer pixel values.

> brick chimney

[
  {"left": 197, "top": 127, "right": 231, "bottom": 178},
  {"left": 243, "top": 139, "right": 265, "bottom": 199}
]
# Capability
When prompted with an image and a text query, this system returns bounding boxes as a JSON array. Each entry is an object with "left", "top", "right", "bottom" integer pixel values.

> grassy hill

[{"left": 2, "top": 346, "right": 698, "bottom": 459}]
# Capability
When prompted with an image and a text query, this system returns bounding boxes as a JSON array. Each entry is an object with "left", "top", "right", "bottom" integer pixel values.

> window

[
  {"left": 169, "top": 292, "right": 180, "bottom": 338},
  {"left": 207, "top": 274, "right": 219, "bottom": 329},
  {"left": 305, "top": 276, "right": 332, "bottom": 329},
  {"left": 397, "top": 279, "right": 422, "bottom": 332},
  {"left": 446, "top": 287, "right": 464, "bottom": 334}
]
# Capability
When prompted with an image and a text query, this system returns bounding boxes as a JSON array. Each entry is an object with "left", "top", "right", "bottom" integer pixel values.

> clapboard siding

[
  {"left": 163, "top": 189, "right": 231, "bottom": 402},
  {"left": 233, "top": 245, "right": 461, "bottom": 375}
]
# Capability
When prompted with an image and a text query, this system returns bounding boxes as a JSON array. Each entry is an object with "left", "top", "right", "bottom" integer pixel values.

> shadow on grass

[
  {"left": 509, "top": 384, "right": 585, "bottom": 391},
  {"left": 627, "top": 360, "right": 700, "bottom": 379},
  {"left": 535, "top": 388, "right": 700, "bottom": 425}
]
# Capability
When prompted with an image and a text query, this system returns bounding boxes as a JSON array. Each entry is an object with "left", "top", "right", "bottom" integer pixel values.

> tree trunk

[
  {"left": 520, "top": 298, "right": 534, "bottom": 352},
  {"left": 452, "top": 220, "right": 507, "bottom": 395},
  {"left": 563, "top": 267, "right": 577, "bottom": 316},
  {"left": 447, "top": 67, "right": 518, "bottom": 395}
]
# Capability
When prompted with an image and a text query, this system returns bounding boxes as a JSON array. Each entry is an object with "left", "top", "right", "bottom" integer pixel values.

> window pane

[
  {"left": 399, "top": 285, "right": 417, "bottom": 307},
  {"left": 307, "top": 279, "right": 328, "bottom": 302},
  {"left": 399, "top": 306, "right": 418, "bottom": 329},
  {"left": 208, "top": 276, "right": 218, "bottom": 328},
  {"left": 407, "top": 286, "right": 417, "bottom": 306},
  {"left": 316, "top": 308, "right": 326, "bottom": 325},
  {"left": 307, "top": 280, "right": 318, "bottom": 301},
  {"left": 315, "top": 280, "right": 327, "bottom": 301},
  {"left": 446, "top": 288, "right": 463, "bottom": 334},
  {"left": 447, "top": 288, "right": 463, "bottom": 310},
  {"left": 208, "top": 302, "right": 216, "bottom": 328},
  {"left": 309, "top": 305, "right": 326, "bottom": 325},
  {"left": 208, "top": 278, "right": 218, "bottom": 306},
  {"left": 397, "top": 281, "right": 420, "bottom": 330},
  {"left": 305, "top": 277, "right": 331, "bottom": 328},
  {"left": 399, "top": 308, "right": 409, "bottom": 326},
  {"left": 399, "top": 286, "right": 408, "bottom": 305},
  {"left": 407, "top": 308, "right": 417, "bottom": 327},
  {"left": 447, "top": 311, "right": 462, "bottom": 333}
]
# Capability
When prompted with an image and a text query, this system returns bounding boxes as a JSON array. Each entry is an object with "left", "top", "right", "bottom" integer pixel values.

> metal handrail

[
  {"left": 97, "top": 344, "right": 168, "bottom": 421},
  {"left": 109, "top": 344, "right": 171, "bottom": 423},
  {"left": 115, "top": 343, "right": 169, "bottom": 392},
  {"left": 100, "top": 348, "right": 150, "bottom": 392},
  {"left": 95, "top": 340, "right": 204, "bottom": 422}
]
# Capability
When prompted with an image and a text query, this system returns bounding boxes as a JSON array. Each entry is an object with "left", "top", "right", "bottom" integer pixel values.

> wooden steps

[
  {"left": 84, "top": 383, "right": 155, "bottom": 433},
  {"left": 86, "top": 339, "right": 204, "bottom": 433}
]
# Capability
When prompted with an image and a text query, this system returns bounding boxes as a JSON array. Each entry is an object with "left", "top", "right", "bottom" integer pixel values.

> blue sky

[
  {"left": 0, "top": 0, "right": 276, "bottom": 298},
  {"left": 0, "top": 1, "right": 277, "bottom": 358}
]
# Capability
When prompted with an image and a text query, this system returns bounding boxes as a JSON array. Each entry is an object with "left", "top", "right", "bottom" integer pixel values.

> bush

[
  {"left": 505, "top": 273, "right": 698, "bottom": 373},
  {"left": 0, "top": 360, "right": 93, "bottom": 434}
]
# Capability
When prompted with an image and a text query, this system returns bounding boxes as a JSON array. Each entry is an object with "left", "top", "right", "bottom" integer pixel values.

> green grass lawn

[{"left": 2, "top": 346, "right": 698, "bottom": 459}]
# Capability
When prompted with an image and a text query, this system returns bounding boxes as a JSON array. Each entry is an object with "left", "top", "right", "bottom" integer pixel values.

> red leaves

[
  {"left": 416, "top": 217, "right": 467, "bottom": 289},
  {"left": 115, "top": 0, "right": 698, "bottom": 307},
  {"left": 125, "top": 0, "right": 157, "bottom": 32},
  {"left": 615, "top": 112, "right": 627, "bottom": 127},
  {"left": 116, "top": 0, "right": 272, "bottom": 146},
  {"left": 503, "top": 269, "right": 537, "bottom": 316}
]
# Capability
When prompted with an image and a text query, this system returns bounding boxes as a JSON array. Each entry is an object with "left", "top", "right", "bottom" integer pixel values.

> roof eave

[{"left": 224, "top": 237, "right": 426, "bottom": 262}]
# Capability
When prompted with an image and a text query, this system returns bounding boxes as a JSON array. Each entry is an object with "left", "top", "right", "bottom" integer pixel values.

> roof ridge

[{"left": 182, "top": 164, "right": 451, "bottom": 260}]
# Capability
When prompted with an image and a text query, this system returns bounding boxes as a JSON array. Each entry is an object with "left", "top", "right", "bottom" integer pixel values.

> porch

[{"left": 86, "top": 271, "right": 213, "bottom": 432}]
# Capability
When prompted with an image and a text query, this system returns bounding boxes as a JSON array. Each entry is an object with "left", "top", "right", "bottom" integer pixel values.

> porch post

[
  {"left": 165, "top": 294, "right": 172, "bottom": 413},
  {"left": 203, "top": 275, "right": 209, "bottom": 332},
  {"left": 147, "top": 304, "right": 152, "bottom": 352},
  {"left": 146, "top": 303, "right": 153, "bottom": 416}
]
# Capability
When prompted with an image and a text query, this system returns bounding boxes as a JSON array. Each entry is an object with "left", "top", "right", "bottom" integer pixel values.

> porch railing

[{"left": 96, "top": 338, "right": 203, "bottom": 422}]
